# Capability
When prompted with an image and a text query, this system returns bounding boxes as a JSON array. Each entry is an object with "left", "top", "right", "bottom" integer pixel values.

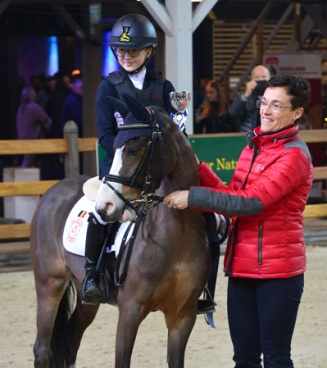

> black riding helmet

[{"left": 109, "top": 14, "right": 157, "bottom": 75}]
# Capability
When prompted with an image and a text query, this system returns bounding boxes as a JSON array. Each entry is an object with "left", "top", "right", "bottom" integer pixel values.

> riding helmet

[{"left": 109, "top": 14, "right": 157, "bottom": 49}]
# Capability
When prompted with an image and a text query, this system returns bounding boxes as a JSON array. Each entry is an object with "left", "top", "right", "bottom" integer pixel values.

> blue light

[
  {"left": 47, "top": 36, "right": 59, "bottom": 76},
  {"left": 102, "top": 31, "right": 119, "bottom": 77}
]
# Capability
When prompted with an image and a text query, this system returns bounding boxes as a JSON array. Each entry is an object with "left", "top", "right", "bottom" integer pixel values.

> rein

[{"left": 114, "top": 204, "right": 145, "bottom": 287}]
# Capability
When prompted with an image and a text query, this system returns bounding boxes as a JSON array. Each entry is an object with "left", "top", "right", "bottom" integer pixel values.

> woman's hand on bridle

[{"left": 164, "top": 190, "right": 189, "bottom": 210}]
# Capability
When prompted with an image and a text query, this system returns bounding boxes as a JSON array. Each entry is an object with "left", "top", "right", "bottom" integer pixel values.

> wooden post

[
  {"left": 64, "top": 120, "right": 79, "bottom": 177},
  {"left": 81, "top": 1, "right": 102, "bottom": 177},
  {"left": 224, "top": 72, "right": 230, "bottom": 103},
  {"left": 294, "top": 3, "right": 301, "bottom": 42},
  {"left": 257, "top": 22, "right": 264, "bottom": 65}
]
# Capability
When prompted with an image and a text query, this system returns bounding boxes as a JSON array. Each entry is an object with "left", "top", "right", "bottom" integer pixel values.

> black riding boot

[{"left": 82, "top": 213, "right": 106, "bottom": 301}]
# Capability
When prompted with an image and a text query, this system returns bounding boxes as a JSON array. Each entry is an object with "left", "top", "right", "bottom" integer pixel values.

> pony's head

[
  {"left": 96, "top": 94, "right": 167, "bottom": 223},
  {"left": 95, "top": 93, "right": 198, "bottom": 223}
]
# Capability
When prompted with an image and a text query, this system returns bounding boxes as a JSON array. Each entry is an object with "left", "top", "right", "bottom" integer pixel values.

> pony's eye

[{"left": 127, "top": 148, "right": 141, "bottom": 156}]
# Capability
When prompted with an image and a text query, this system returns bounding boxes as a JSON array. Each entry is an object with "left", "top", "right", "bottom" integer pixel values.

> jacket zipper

[
  {"left": 258, "top": 225, "right": 263, "bottom": 265},
  {"left": 225, "top": 145, "right": 259, "bottom": 277}
]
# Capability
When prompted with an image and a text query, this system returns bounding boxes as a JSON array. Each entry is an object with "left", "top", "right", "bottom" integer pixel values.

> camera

[{"left": 252, "top": 80, "right": 267, "bottom": 96}]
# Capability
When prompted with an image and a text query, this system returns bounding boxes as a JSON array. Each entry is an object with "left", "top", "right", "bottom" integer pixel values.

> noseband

[{"left": 102, "top": 108, "right": 165, "bottom": 213}]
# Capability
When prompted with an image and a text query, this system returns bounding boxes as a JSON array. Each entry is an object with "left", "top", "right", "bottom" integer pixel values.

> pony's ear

[
  {"left": 106, "top": 96, "right": 130, "bottom": 118},
  {"left": 122, "top": 93, "right": 151, "bottom": 123}
]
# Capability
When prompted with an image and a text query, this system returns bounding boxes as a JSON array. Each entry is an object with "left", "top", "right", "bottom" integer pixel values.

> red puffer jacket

[{"left": 189, "top": 124, "right": 314, "bottom": 279}]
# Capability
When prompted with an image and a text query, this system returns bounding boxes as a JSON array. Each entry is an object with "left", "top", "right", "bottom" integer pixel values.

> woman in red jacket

[{"left": 164, "top": 74, "right": 313, "bottom": 368}]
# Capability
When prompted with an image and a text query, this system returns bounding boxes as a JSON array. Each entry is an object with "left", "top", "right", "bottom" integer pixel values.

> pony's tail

[{"left": 50, "top": 280, "right": 76, "bottom": 368}]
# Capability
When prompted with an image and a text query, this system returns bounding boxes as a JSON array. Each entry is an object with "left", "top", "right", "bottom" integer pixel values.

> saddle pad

[
  {"left": 63, "top": 195, "right": 95, "bottom": 256},
  {"left": 63, "top": 195, "right": 134, "bottom": 257}
]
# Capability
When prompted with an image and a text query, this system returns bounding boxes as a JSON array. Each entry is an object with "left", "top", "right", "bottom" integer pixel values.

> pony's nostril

[{"left": 96, "top": 200, "right": 114, "bottom": 215}]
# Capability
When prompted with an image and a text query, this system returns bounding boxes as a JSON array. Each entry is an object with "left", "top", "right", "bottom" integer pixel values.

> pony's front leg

[
  {"left": 165, "top": 306, "right": 198, "bottom": 368},
  {"left": 115, "top": 303, "right": 144, "bottom": 368}
]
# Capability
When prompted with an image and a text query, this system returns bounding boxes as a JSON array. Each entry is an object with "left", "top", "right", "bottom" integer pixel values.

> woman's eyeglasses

[
  {"left": 114, "top": 48, "right": 146, "bottom": 58},
  {"left": 256, "top": 99, "right": 293, "bottom": 112}
]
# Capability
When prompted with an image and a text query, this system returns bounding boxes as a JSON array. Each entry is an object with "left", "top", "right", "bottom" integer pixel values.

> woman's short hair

[{"left": 267, "top": 75, "right": 311, "bottom": 109}]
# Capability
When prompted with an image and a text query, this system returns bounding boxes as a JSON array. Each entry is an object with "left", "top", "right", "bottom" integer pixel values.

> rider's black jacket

[{"left": 96, "top": 69, "right": 176, "bottom": 178}]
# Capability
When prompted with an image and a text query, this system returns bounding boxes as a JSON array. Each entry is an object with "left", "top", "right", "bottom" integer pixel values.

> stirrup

[
  {"left": 81, "top": 269, "right": 102, "bottom": 304},
  {"left": 81, "top": 269, "right": 111, "bottom": 305},
  {"left": 197, "top": 299, "right": 217, "bottom": 314}
]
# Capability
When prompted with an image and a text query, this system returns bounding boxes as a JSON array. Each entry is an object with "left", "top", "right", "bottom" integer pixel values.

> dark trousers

[{"left": 227, "top": 274, "right": 304, "bottom": 368}]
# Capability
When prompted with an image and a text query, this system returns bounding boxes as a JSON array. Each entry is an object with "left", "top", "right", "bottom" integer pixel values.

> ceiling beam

[
  {"left": 5, "top": 0, "right": 97, "bottom": 3},
  {"left": 51, "top": 3, "right": 87, "bottom": 41},
  {"left": 284, "top": 14, "right": 315, "bottom": 52},
  {"left": 302, "top": 3, "right": 327, "bottom": 38},
  {"left": 139, "top": 0, "right": 173, "bottom": 36},
  {"left": 192, "top": 0, "right": 219, "bottom": 32},
  {"left": 123, "top": 1, "right": 148, "bottom": 18},
  {"left": 0, "top": 0, "right": 13, "bottom": 16},
  {"left": 219, "top": 1, "right": 274, "bottom": 82},
  {"left": 232, "top": 2, "right": 295, "bottom": 99}
]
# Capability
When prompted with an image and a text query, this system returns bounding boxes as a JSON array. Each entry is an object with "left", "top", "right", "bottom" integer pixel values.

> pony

[{"left": 30, "top": 94, "right": 211, "bottom": 367}]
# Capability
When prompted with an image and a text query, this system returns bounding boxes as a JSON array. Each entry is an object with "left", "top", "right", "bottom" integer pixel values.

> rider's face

[{"left": 117, "top": 47, "right": 152, "bottom": 73}]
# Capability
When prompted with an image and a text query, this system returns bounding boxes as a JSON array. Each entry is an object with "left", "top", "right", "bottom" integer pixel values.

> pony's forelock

[{"left": 114, "top": 106, "right": 165, "bottom": 148}]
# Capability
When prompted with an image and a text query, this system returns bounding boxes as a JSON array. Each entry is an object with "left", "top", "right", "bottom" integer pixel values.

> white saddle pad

[{"left": 63, "top": 195, "right": 134, "bottom": 256}]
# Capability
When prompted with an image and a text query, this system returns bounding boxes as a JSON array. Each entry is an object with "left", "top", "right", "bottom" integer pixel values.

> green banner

[
  {"left": 97, "top": 134, "right": 247, "bottom": 184},
  {"left": 189, "top": 134, "right": 246, "bottom": 184}
]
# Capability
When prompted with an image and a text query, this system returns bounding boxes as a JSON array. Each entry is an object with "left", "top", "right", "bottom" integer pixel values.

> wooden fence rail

[{"left": 0, "top": 125, "right": 326, "bottom": 243}]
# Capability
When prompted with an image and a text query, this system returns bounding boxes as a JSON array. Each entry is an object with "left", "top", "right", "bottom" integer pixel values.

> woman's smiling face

[{"left": 259, "top": 86, "right": 304, "bottom": 133}]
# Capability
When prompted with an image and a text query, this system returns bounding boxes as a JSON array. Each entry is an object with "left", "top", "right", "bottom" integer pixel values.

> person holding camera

[{"left": 229, "top": 65, "right": 270, "bottom": 132}]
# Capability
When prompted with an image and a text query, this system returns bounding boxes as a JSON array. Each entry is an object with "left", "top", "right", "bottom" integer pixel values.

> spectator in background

[
  {"left": 30, "top": 74, "right": 48, "bottom": 110},
  {"left": 53, "top": 72, "right": 72, "bottom": 99},
  {"left": 193, "top": 77, "right": 209, "bottom": 112},
  {"left": 47, "top": 74, "right": 71, "bottom": 139},
  {"left": 229, "top": 65, "right": 270, "bottom": 132},
  {"left": 16, "top": 86, "right": 52, "bottom": 168},
  {"left": 61, "top": 78, "right": 83, "bottom": 137},
  {"left": 45, "top": 76, "right": 57, "bottom": 95},
  {"left": 195, "top": 79, "right": 233, "bottom": 133},
  {"left": 17, "top": 76, "right": 27, "bottom": 95},
  {"left": 61, "top": 74, "right": 73, "bottom": 94}
]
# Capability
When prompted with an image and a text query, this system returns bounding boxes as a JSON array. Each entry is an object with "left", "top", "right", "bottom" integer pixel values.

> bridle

[
  {"left": 101, "top": 108, "right": 167, "bottom": 287},
  {"left": 102, "top": 108, "right": 165, "bottom": 214}
]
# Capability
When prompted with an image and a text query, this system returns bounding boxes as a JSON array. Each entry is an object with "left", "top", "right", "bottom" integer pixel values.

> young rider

[{"left": 82, "top": 14, "right": 177, "bottom": 301}]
